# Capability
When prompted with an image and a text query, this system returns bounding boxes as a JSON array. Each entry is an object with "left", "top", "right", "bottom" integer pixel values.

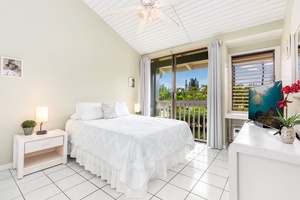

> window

[{"left": 231, "top": 50, "right": 275, "bottom": 111}]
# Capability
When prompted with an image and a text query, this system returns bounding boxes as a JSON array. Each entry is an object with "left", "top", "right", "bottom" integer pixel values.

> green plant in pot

[{"left": 21, "top": 120, "right": 37, "bottom": 135}]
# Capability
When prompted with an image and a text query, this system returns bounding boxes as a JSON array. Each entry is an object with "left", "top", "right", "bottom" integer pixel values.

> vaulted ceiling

[{"left": 83, "top": 0, "right": 287, "bottom": 55}]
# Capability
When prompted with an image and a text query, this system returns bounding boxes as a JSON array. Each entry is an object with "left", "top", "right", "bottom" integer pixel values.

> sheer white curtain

[
  {"left": 207, "top": 41, "right": 223, "bottom": 149},
  {"left": 140, "top": 57, "right": 151, "bottom": 116}
]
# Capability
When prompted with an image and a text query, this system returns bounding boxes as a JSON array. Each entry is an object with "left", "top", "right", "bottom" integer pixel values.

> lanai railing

[{"left": 156, "top": 100, "right": 207, "bottom": 142}]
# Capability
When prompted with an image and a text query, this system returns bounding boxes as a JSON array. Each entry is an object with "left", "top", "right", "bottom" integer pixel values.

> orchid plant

[{"left": 274, "top": 80, "right": 300, "bottom": 127}]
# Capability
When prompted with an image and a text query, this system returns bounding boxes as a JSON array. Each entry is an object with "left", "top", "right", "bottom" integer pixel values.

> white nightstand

[{"left": 13, "top": 129, "right": 68, "bottom": 179}]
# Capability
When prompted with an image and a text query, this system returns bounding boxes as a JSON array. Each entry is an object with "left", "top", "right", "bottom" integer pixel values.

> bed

[{"left": 65, "top": 103, "right": 195, "bottom": 198}]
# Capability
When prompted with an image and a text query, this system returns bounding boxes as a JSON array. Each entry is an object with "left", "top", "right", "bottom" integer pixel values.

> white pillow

[
  {"left": 102, "top": 103, "right": 118, "bottom": 119},
  {"left": 116, "top": 102, "right": 130, "bottom": 117},
  {"left": 70, "top": 112, "right": 80, "bottom": 120},
  {"left": 76, "top": 103, "right": 103, "bottom": 121}
]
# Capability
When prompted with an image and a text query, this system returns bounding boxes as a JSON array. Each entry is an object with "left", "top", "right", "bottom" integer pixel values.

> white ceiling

[{"left": 83, "top": 0, "right": 287, "bottom": 55}]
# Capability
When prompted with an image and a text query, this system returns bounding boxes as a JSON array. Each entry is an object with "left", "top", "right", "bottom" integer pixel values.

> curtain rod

[{"left": 147, "top": 40, "right": 222, "bottom": 60}]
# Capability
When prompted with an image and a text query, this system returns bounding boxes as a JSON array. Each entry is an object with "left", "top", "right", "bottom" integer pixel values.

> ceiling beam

[{"left": 185, "top": 64, "right": 192, "bottom": 71}]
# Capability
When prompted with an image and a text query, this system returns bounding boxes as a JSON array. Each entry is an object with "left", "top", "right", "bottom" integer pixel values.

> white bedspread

[{"left": 66, "top": 115, "right": 194, "bottom": 196}]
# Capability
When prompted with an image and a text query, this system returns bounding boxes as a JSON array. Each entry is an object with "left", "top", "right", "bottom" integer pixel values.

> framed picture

[
  {"left": 285, "top": 34, "right": 291, "bottom": 58},
  {"left": 1, "top": 56, "right": 23, "bottom": 78},
  {"left": 129, "top": 77, "right": 135, "bottom": 88}
]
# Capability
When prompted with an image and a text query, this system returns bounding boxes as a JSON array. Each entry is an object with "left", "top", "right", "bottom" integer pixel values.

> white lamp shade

[
  {"left": 36, "top": 106, "right": 48, "bottom": 122},
  {"left": 134, "top": 103, "right": 140, "bottom": 113}
]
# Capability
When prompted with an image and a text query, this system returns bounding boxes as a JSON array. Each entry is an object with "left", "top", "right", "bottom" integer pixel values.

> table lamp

[
  {"left": 36, "top": 106, "right": 48, "bottom": 135},
  {"left": 134, "top": 103, "right": 141, "bottom": 115}
]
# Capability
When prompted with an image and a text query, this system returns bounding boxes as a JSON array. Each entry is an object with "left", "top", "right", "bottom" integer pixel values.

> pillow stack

[{"left": 71, "top": 102, "right": 130, "bottom": 121}]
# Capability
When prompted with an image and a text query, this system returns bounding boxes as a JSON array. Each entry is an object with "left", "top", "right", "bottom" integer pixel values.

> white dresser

[{"left": 229, "top": 122, "right": 300, "bottom": 200}]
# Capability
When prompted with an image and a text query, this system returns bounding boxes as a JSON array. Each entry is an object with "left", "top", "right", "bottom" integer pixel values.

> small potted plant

[
  {"left": 21, "top": 120, "right": 37, "bottom": 135},
  {"left": 274, "top": 80, "right": 300, "bottom": 143}
]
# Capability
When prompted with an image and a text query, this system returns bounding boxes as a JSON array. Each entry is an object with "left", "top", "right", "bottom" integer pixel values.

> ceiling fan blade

[
  {"left": 137, "top": 19, "right": 146, "bottom": 34},
  {"left": 108, "top": 6, "right": 142, "bottom": 15},
  {"left": 157, "top": 10, "right": 179, "bottom": 28}
]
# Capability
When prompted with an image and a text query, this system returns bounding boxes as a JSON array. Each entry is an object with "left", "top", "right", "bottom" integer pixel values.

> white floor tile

[
  {"left": 190, "top": 148, "right": 204, "bottom": 154},
  {"left": 219, "top": 149, "right": 228, "bottom": 155},
  {"left": 0, "top": 177, "right": 16, "bottom": 191},
  {"left": 211, "top": 159, "right": 228, "bottom": 169},
  {"left": 102, "top": 185, "right": 123, "bottom": 199},
  {"left": 147, "top": 179, "right": 166, "bottom": 195},
  {"left": 199, "top": 150, "right": 219, "bottom": 158},
  {"left": 47, "top": 167, "right": 75, "bottom": 182},
  {"left": 79, "top": 170, "right": 96, "bottom": 180},
  {"left": 12, "top": 196, "right": 24, "bottom": 200},
  {"left": 186, "top": 152, "right": 199, "bottom": 159},
  {"left": 170, "top": 163, "right": 186, "bottom": 173},
  {"left": 55, "top": 173, "right": 85, "bottom": 191},
  {"left": 117, "top": 192, "right": 153, "bottom": 200},
  {"left": 18, "top": 175, "right": 51, "bottom": 194},
  {"left": 185, "top": 193, "right": 206, "bottom": 200},
  {"left": 9, "top": 169, "right": 17, "bottom": 177},
  {"left": 156, "top": 184, "right": 189, "bottom": 200},
  {"left": 181, "top": 157, "right": 192, "bottom": 165},
  {"left": 47, "top": 192, "right": 70, "bottom": 200},
  {"left": 14, "top": 171, "right": 44, "bottom": 185},
  {"left": 83, "top": 189, "right": 114, "bottom": 200},
  {"left": 194, "top": 154, "right": 215, "bottom": 164},
  {"left": 216, "top": 153, "right": 228, "bottom": 161},
  {"left": 151, "top": 197, "right": 160, "bottom": 200},
  {"left": 43, "top": 164, "right": 67, "bottom": 174},
  {"left": 170, "top": 174, "right": 197, "bottom": 191},
  {"left": 70, "top": 163, "right": 85, "bottom": 172},
  {"left": 188, "top": 160, "right": 209, "bottom": 171},
  {"left": 89, "top": 176, "right": 107, "bottom": 188},
  {"left": 200, "top": 172, "right": 227, "bottom": 189},
  {"left": 0, "top": 170, "right": 11, "bottom": 181},
  {"left": 159, "top": 170, "right": 177, "bottom": 182},
  {"left": 64, "top": 181, "right": 98, "bottom": 200},
  {"left": 0, "top": 186, "right": 22, "bottom": 199},
  {"left": 191, "top": 181, "right": 223, "bottom": 200},
  {"left": 207, "top": 165, "right": 229, "bottom": 178},
  {"left": 180, "top": 166, "right": 205, "bottom": 180},
  {"left": 221, "top": 190, "right": 229, "bottom": 200},
  {"left": 24, "top": 184, "right": 61, "bottom": 200}
]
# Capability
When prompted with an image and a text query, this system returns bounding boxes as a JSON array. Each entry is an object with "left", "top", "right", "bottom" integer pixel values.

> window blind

[{"left": 231, "top": 50, "right": 275, "bottom": 111}]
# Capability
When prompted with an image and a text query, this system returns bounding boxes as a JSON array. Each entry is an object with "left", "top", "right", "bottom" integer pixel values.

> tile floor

[{"left": 0, "top": 142, "right": 229, "bottom": 200}]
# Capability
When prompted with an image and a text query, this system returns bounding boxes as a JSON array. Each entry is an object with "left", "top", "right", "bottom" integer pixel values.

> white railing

[{"left": 156, "top": 100, "right": 207, "bottom": 142}]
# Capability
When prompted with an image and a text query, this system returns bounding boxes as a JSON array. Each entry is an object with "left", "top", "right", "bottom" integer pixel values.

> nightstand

[{"left": 13, "top": 129, "right": 67, "bottom": 179}]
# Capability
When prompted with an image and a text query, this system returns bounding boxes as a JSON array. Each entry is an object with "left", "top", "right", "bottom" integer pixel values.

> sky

[{"left": 159, "top": 68, "right": 208, "bottom": 89}]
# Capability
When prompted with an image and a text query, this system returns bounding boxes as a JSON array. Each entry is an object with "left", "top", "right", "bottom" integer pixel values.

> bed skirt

[{"left": 70, "top": 144, "right": 191, "bottom": 198}]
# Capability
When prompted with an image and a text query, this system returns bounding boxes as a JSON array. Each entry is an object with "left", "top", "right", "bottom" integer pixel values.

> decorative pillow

[
  {"left": 102, "top": 103, "right": 118, "bottom": 119},
  {"left": 75, "top": 103, "right": 103, "bottom": 121},
  {"left": 70, "top": 112, "right": 80, "bottom": 120},
  {"left": 116, "top": 102, "right": 130, "bottom": 117}
]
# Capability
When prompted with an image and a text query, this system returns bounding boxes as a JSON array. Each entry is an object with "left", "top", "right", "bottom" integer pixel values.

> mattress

[{"left": 66, "top": 115, "right": 195, "bottom": 197}]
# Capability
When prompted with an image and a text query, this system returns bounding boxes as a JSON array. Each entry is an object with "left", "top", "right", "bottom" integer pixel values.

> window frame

[{"left": 228, "top": 46, "right": 281, "bottom": 113}]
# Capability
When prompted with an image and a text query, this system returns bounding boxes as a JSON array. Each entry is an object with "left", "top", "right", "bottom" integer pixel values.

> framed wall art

[{"left": 1, "top": 56, "right": 23, "bottom": 78}]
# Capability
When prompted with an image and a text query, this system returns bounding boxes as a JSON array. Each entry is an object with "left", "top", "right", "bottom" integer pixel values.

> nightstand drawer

[{"left": 25, "top": 136, "right": 63, "bottom": 154}]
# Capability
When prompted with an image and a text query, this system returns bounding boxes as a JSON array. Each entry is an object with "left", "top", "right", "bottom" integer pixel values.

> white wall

[{"left": 0, "top": 0, "right": 140, "bottom": 165}]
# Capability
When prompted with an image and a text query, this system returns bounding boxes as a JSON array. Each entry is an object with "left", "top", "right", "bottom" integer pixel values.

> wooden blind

[{"left": 231, "top": 50, "right": 275, "bottom": 111}]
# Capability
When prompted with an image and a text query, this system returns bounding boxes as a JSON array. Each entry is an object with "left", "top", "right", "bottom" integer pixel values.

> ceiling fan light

[{"left": 138, "top": 10, "right": 146, "bottom": 19}]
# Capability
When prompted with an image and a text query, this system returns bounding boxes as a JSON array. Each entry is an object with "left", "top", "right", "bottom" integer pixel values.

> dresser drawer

[{"left": 25, "top": 136, "right": 63, "bottom": 154}]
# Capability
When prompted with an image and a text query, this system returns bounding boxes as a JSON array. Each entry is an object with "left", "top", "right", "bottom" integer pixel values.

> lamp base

[{"left": 36, "top": 130, "right": 47, "bottom": 135}]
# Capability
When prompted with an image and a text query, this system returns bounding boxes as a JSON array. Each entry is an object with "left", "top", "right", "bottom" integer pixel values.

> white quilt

[{"left": 66, "top": 115, "right": 195, "bottom": 195}]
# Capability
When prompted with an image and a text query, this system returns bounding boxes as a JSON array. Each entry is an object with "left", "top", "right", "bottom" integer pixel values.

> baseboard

[{"left": 0, "top": 163, "right": 12, "bottom": 172}]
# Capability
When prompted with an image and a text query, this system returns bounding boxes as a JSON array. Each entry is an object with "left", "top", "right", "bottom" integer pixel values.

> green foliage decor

[{"left": 21, "top": 120, "right": 37, "bottom": 128}]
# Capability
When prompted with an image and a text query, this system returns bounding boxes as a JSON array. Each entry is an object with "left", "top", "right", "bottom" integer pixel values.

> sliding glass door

[{"left": 150, "top": 49, "right": 209, "bottom": 141}]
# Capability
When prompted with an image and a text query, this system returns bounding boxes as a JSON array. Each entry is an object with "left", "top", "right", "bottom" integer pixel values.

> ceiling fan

[{"left": 108, "top": 0, "right": 184, "bottom": 34}]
